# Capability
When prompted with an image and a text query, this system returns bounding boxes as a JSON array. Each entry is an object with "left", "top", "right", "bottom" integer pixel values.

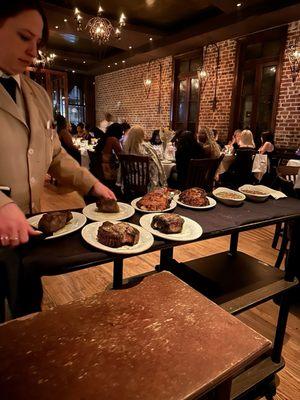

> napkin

[{"left": 255, "top": 185, "right": 287, "bottom": 199}]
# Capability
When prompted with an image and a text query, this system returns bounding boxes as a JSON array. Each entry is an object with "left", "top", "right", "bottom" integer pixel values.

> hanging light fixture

[
  {"left": 85, "top": 5, "right": 126, "bottom": 45},
  {"left": 143, "top": 61, "right": 153, "bottom": 98},
  {"left": 74, "top": 7, "right": 83, "bottom": 31},
  {"left": 197, "top": 43, "right": 220, "bottom": 111},
  {"left": 33, "top": 50, "right": 56, "bottom": 67},
  {"left": 286, "top": 37, "right": 300, "bottom": 82}
]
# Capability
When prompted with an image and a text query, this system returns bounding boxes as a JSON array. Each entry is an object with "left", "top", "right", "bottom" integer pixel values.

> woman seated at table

[
  {"left": 173, "top": 130, "right": 206, "bottom": 189},
  {"left": 150, "top": 129, "right": 164, "bottom": 159},
  {"left": 94, "top": 123, "right": 123, "bottom": 182},
  {"left": 56, "top": 114, "right": 81, "bottom": 164},
  {"left": 226, "top": 129, "right": 242, "bottom": 153},
  {"left": 200, "top": 127, "right": 221, "bottom": 159},
  {"left": 75, "top": 123, "right": 89, "bottom": 139},
  {"left": 221, "top": 129, "right": 256, "bottom": 188},
  {"left": 124, "top": 125, "right": 167, "bottom": 190},
  {"left": 258, "top": 131, "right": 275, "bottom": 155}
]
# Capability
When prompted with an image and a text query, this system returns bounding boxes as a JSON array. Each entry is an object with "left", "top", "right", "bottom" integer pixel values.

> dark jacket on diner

[
  {"left": 175, "top": 131, "right": 206, "bottom": 188},
  {"left": 222, "top": 147, "right": 256, "bottom": 188}
]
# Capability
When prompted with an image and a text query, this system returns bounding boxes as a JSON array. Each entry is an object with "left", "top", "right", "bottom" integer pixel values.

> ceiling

[{"left": 41, "top": 0, "right": 300, "bottom": 75}]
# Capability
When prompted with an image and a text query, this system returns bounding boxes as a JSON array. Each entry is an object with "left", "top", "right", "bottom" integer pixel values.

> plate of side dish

[
  {"left": 27, "top": 211, "right": 87, "bottom": 239},
  {"left": 213, "top": 187, "right": 246, "bottom": 206},
  {"left": 83, "top": 202, "right": 135, "bottom": 221},
  {"left": 81, "top": 221, "right": 154, "bottom": 254},
  {"left": 140, "top": 213, "right": 203, "bottom": 241}
]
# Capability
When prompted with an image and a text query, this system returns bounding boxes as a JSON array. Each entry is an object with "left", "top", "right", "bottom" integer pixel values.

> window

[
  {"left": 231, "top": 27, "right": 287, "bottom": 143},
  {"left": 172, "top": 51, "right": 202, "bottom": 133},
  {"left": 68, "top": 85, "right": 86, "bottom": 125}
]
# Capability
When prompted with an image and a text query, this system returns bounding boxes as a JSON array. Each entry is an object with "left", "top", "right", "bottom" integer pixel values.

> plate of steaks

[
  {"left": 27, "top": 211, "right": 87, "bottom": 239},
  {"left": 83, "top": 201, "right": 135, "bottom": 222},
  {"left": 140, "top": 213, "right": 203, "bottom": 241},
  {"left": 81, "top": 221, "right": 154, "bottom": 254},
  {"left": 174, "top": 188, "right": 216, "bottom": 209},
  {"left": 131, "top": 188, "right": 176, "bottom": 213}
]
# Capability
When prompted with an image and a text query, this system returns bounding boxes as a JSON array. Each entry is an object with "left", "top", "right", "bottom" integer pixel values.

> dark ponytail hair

[{"left": 0, "top": 0, "right": 49, "bottom": 46}]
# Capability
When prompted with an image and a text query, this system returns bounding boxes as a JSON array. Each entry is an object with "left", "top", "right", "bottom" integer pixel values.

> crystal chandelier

[
  {"left": 286, "top": 37, "right": 300, "bottom": 82},
  {"left": 33, "top": 50, "right": 56, "bottom": 67},
  {"left": 75, "top": 5, "right": 126, "bottom": 45}
]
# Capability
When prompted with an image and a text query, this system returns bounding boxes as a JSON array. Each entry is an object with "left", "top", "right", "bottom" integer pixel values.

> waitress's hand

[
  {"left": 0, "top": 203, "right": 41, "bottom": 247},
  {"left": 90, "top": 181, "right": 116, "bottom": 200}
]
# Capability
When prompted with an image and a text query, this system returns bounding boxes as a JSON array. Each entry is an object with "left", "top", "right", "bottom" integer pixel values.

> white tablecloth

[
  {"left": 161, "top": 160, "right": 175, "bottom": 179},
  {"left": 287, "top": 159, "right": 300, "bottom": 167}
]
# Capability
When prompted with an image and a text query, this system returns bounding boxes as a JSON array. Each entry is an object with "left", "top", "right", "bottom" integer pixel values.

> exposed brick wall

[
  {"left": 198, "top": 40, "right": 237, "bottom": 143},
  {"left": 275, "top": 21, "right": 300, "bottom": 149},
  {"left": 95, "top": 57, "right": 173, "bottom": 136},
  {"left": 95, "top": 21, "right": 300, "bottom": 148}
]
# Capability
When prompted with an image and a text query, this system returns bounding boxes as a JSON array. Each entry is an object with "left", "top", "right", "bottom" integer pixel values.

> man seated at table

[
  {"left": 168, "top": 130, "right": 206, "bottom": 189},
  {"left": 0, "top": 0, "right": 116, "bottom": 319}
]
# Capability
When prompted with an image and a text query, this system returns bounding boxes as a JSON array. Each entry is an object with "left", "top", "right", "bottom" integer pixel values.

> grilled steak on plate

[
  {"left": 151, "top": 213, "right": 184, "bottom": 234},
  {"left": 97, "top": 222, "right": 140, "bottom": 248},
  {"left": 136, "top": 188, "right": 170, "bottom": 211},
  {"left": 179, "top": 188, "right": 209, "bottom": 207},
  {"left": 38, "top": 211, "right": 72, "bottom": 235},
  {"left": 96, "top": 198, "right": 119, "bottom": 213}
]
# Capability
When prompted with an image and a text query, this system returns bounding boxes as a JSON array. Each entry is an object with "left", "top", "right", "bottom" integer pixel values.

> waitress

[{"left": 0, "top": 0, "right": 115, "bottom": 318}]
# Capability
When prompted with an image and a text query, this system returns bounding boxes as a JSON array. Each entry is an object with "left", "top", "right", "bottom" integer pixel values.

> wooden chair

[
  {"left": 185, "top": 155, "right": 224, "bottom": 192},
  {"left": 272, "top": 165, "right": 299, "bottom": 268},
  {"left": 118, "top": 154, "right": 150, "bottom": 201}
]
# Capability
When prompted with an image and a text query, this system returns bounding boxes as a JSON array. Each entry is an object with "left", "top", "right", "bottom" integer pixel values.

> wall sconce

[
  {"left": 286, "top": 37, "right": 300, "bottom": 82},
  {"left": 197, "top": 43, "right": 220, "bottom": 111},
  {"left": 143, "top": 61, "right": 153, "bottom": 98}
]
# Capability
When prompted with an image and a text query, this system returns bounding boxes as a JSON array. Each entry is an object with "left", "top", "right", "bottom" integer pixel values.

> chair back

[
  {"left": 276, "top": 165, "right": 299, "bottom": 197},
  {"left": 185, "top": 155, "right": 224, "bottom": 191},
  {"left": 118, "top": 154, "right": 150, "bottom": 200},
  {"left": 88, "top": 150, "right": 104, "bottom": 181}
]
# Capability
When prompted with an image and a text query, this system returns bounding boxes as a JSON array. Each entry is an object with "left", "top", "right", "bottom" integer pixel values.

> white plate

[
  {"left": 81, "top": 221, "right": 154, "bottom": 254},
  {"left": 174, "top": 195, "right": 216, "bottom": 210},
  {"left": 213, "top": 187, "right": 246, "bottom": 206},
  {"left": 238, "top": 185, "right": 270, "bottom": 202},
  {"left": 140, "top": 214, "right": 203, "bottom": 242},
  {"left": 131, "top": 197, "right": 177, "bottom": 213},
  {"left": 82, "top": 202, "right": 135, "bottom": 222},
  {"left": 27, "top": 212, "right": 87, "bottom": 240}
]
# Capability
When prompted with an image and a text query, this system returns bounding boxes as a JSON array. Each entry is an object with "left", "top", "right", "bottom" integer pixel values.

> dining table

[{"left": 14, "top": 196, "right": 300, "bottom": 399}]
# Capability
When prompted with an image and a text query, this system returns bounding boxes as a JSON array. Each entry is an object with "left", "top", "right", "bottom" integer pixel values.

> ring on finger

[{"left": 0, "top": 235, "right": 9, "bottom": 241}]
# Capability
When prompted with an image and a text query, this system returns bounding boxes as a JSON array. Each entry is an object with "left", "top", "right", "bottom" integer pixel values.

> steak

[
  {"left": 151, "top": 213, "right": 184, "bottom": 234},
  {"left": 96, "top": 198, "right": 119, "bottom": 213},
  {"left": 97, "top": 222, "right": 140, "bottom": 248},
  {"left": 137, "top": 188, "right": 170, "bottom": 211},
  {"left": 38, "top": 211, "right": 72, "bottom": 235},
  {"left": 179, "top": 187, "right": 209, "bottom": 207}
]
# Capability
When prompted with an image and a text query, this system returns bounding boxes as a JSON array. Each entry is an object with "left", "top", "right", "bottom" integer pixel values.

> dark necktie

[{"left": 0, "top": 77, "right": 17, "bottom": 103}]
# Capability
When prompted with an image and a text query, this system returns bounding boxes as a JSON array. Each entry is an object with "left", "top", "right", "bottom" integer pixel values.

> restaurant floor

[{"left": 40, "top": 183, "right": 300, "bottom": 400}]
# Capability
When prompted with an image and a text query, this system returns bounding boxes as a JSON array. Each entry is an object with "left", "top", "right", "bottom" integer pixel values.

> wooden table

[
  {"left": 0, "top": 272, "right": 271, "bottom": 400},
  {"left": 14, "top": 197, "right": 300, "bottom": 398}
]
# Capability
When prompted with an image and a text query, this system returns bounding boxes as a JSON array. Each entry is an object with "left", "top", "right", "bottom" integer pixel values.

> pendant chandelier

[
  {"left": 74, "top": 5, "right": 126, "bottom": 45},
  {"left": 33, "top": 50, "right": 56, "bottom": 67}
]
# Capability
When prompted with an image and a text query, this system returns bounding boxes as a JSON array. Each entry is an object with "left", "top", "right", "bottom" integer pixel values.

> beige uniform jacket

[{"left": 0, "top": 74, "right": 97, "bottom": 214}]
